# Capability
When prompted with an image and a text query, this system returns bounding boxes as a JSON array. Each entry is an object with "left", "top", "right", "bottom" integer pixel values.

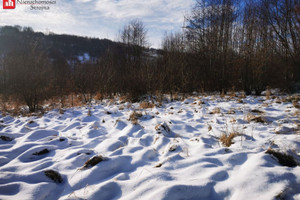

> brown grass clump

[
  {"left": 237, "top": 99, "right": 243, "bottom": 104},
  {"left": 94, "top": 92, "right": 103, "bottom": 101},
  {"left": 266, "top": 149, "right": 298, "bottom": 167},
  {"left": 209, "top": 107, "right": 221, "bottom": 114},
  {"left": 198, "top": 100, "right": 205, "bottom": 105},
  {"left": 226, "top": 109, "right": 236, "bottom": 114},
  {"left": 0, "top": 135, "right": 13, "bottom": 141},
  {"left": 59, "top": 108, "right": 65, "bottom": 114},
  {"left": 275, "top": 98, "right": 282, "bottom": 104},
  {"left": 241, "top": 91, "right": 246, "bottom": 99},
  {"left": 292, "top": 100, "right": 300, "bottom": 109},
  {"left": 229, "top": 87, "right": 237, "bottom": 98},
  {"left": 266, "top": 88, "right": 271, "bottom": 100},
  {"left": 33, "top": 149, "right": 50, "bottom": 156},
  {"left": 246, "top": 113, "right": 267, "bottom": 123},
  {"left": 251, "top": 109, "right": 264, "bottom": 114},
  {"left": 44, "top": 170, "right": 63, "bottom": 183},
  {"left": 275, "top": 126, "right": 296, "bottom": 135},
  {"left": 155, "top": 122, "right": 171, "bottom": 133},
  {"left": 208, "top": 124, "right": 212, "bottom": 132},
  {"left": 139, "top": 101, "right": 155, "bottom": 109},
  {"left": 229, "top": 118, "right": 237, "bottom": 123},
  {"left": 87, "top": 109, "right": 92, "bottom": 116},
  {"left": 117, "top": 95, "right": 127, "bottom": 103},
  {"left": 169, "top": 144, "right": 177, "bottom": 152},
  {"left": 0, "top": 100, "right": 24, "bottom": 116},
  {"left": 251, "top": 116, "right": 266, "bottom": 123},
  {"left": 81, "top": 155, "right": 104, "bottom": 169},
  {"left": 63, "top": 94, "right": 85, "bottom": 107},
  {"left": 275, "top": 188, "right": 289, "bottom": 200},
  {"left": 220, "top": 89, "right": 225, "bottom": 98},
  {"left": 155, "top": 163, "right": 162, "bottom": 168},
  {"left": 220, "top": 132, "right": 240, "bottom": 147},
  {"left": 129, "top": 111, "right": 143, "bottom": 125}
]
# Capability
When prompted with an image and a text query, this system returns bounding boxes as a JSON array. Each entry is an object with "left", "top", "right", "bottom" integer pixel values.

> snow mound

[{"left": 0, "top": 95, "right": 300, "bottom": 199}]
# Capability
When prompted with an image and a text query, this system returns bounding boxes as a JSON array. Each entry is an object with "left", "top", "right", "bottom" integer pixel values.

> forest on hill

[{"left": 0, "top": 0, "right": 299, "bottom": 112}]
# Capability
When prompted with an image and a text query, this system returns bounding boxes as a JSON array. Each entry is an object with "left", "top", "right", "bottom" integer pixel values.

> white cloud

[{"left": 0, "top": 0, "right": 194, "bottom": 48}]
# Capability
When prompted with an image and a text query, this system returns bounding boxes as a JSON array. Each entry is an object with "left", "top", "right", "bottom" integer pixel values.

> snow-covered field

[{"left": 0, "top": 95, "right": 300, "bottom": 200}]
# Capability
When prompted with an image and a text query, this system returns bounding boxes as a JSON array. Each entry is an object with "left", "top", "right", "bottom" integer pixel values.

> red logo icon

[{"left": 3, "top": 0, "right": 16, "bottom": 9}]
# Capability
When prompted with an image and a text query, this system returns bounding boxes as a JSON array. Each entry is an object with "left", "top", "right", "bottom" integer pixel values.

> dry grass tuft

[
  {"left": 275, "top": 126, "right": 296, "bottom": 135},
  {"left": 229, "top": 87, "right": 237, "bottom": 98},
  {"left": 237, "top": 99, "right": 243, "bottom": 104},
  {"left": 94, "top": 92, "right": 103, "bottom": 101},
  {"left": 226, "top": 109, "right": 236, "bottom": 114},
  {"left": 59, "top": 108, "right": 65, "bottom": 114},
  {"left": 0, "top": 135, "right": 13, "bottom": 141},
  {"left": 275, "top": 98, "right": 282, "bottom": 104},
  {"left": 251, "top": 109, "right": 264, "bottom": 114},
  {"left": 209, "top": 107, "right": 221, "bottom": 114},
  {"left": 275, "top": 188, "right": 288, "bottom": 200},
  {"left": 155, "top": 163, "right": 162, "bottom": 168},
  {"left": 208, "top": 124, "right": 212, "bottom": 132},
  {"left": 230, "top": 118, "right": 237, "bottom": 123},
  {"left": 81, "top": 155, "right": 104, "bottom": 169},
  {"left": 220, "top": 89, "right": 225, "bottom": 98},
  {"left": 240, "top": 91, "right": 246, "bottom": 99},
  {"left": 44, "top": 170, "right": 63, "bottom": 183},
  {"left": 198, "top": 100, "right": 206, "bottom": 105},
  {"left": 129, "top": 111, "right": 143, "bottom": 125},
  {"left": 246, "top": 113, "right": 267, "bottom": 123},
  {"left": 282, "top": 95, "right": 300, "bottom": 104},
  {"left": 119, "top": 95, "right": 129, "bottom": 103},
  {"left": 251, "top": 116, "right": 266, "bottom": 123},
  {"left": 266, "top": 88, "right": 271, "bottom": 100},
  {"left": 169, "top": 144, "right": 177, "bottom": 152},
  {"left": 220, "top": 132, "right": 240, "bottom": 147},
  {"left": 292, "top": 100, "right": 300, "bottom": 109},
  {"left": 0, "top": 100, "right": 24, "bottom": 117},
  {"left": 155, "top": 122, "right": 171, "bottom": 133},
  {"left": 266, "top": 149, "right": 298, "bottom": 167},
  {"left": 87, "top": 109, "right": 92, "bottom": 116},
  {"left": 33, "top": 149, "right": 50, "bottom": 156},
  {"left": 139, "top": 101, "right": 155, "bottom": 109}
]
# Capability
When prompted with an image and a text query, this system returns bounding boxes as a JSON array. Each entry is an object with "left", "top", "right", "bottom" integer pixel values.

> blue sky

[{"left": 0, "top": 0, "right": 195, "bottom": 48}]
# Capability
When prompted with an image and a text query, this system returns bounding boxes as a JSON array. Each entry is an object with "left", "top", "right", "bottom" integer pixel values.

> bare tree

[
  {"left": 120, "top": 19, "right": 148, "bottom": 47},
  {"left": 118, "top": 19, "right": 149, "bottom": 100},
  {"left": 161, "top": 32, "right": 189, "bottom": 98},
  {"left": 3, "top": 38, "right": 53, "bottom": 112},
  {"left": 185, "top": 0, "right": 237, "bottom": 92}
]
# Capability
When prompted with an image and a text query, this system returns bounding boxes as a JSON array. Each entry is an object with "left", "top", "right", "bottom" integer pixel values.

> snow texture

[{"left": 0, "top": 95, "right": 300, "bottom": 200}]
